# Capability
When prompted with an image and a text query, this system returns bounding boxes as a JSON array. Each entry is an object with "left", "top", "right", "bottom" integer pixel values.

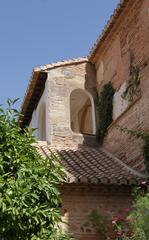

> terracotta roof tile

[
  {"left": 33, "top": 57, "right": 88, "bottom": 72},
  {"left": 35, "top": 143, "right": 146, "bottom": 185}
]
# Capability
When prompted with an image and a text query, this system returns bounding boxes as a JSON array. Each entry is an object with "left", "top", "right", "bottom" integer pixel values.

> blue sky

[{"left": 0, "top": 0, "right": 120, "bottom": 109}]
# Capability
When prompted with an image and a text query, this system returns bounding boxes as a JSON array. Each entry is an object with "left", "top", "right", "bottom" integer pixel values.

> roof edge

[
  {"left": 36, "top": 143, "right": 146, "bottom": 186},
  {"left": 88, "top": 0, "right": 131, "bottom": 62},
  {"left": 20, "top": 57, "right": 88, "bottom": 128},
  {"left": 102, "top": 148, "right": 146, "bottom": 179},
  {"left": 33, "top": 56, "right": 88, "bottom": 72}
]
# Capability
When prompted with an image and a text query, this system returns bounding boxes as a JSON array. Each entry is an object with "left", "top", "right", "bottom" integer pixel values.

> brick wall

[
  {"left": 60, "top": 184, "right": 132, "bottom": 240},
  {"left": 95, "top": 0, "right": 149, "bottom": 170}
]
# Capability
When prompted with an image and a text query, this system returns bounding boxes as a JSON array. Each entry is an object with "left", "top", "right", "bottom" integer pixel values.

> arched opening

[
  {"left": 38, "top": 102, "right": 46, "bottom": 141},
  {"left": 70, "top": 89, "right": 96, "bottom": 135}
]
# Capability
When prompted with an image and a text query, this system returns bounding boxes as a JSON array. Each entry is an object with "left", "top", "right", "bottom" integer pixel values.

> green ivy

[
  {"left": 88, "top": 210, "right": 105, "bottom": 235},
  {"left": 121, "top": 54, "right": 141, "bottom": 102},
  {"left": 96, "top": 82, "right": 115, "bottom": 144}
]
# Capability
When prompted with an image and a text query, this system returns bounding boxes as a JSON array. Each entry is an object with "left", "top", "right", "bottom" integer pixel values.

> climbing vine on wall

[
  {"left": 117, "top": 126, "right": 149, "bottom": 178},
  {"left": 88, "top": 210, "right": 106, "bottom": 236},
  {"left": 121, "top": 54, "right": 141, "bottom": 101},
  {"left": 96, "top": 82, "right": 115, "bottom": 144}
]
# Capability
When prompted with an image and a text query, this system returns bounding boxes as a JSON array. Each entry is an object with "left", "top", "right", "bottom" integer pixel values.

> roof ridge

[
  {"left": 101, "top": 147, "right": 146, "bottom": 178},
  {"left": 89, "top": 0, "right": 131, "bottom": 60},
  {"left": 33, "top": 56, "right": 88, "bottom": 72}
]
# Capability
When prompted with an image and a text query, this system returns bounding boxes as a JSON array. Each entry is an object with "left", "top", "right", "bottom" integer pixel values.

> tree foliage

[
  {"left": 129, "top": 188, "right": 149, "bottom": 240},
  {"left": 0, "top": 99, "right": 70, "bottom": 240}
]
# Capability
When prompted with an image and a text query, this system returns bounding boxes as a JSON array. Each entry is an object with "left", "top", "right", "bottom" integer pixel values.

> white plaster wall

[
  {"left": 29, "top": 80, "right": 49, "bottom": 141},
  {"left": 29, "top": 110, "right": 38, "bottom": 138},
  {"left": 113, "top": 82, "right": 129, "bottom": 120},
  {"left": 96, "top": 61, "right": 104, "bottom": 87}
]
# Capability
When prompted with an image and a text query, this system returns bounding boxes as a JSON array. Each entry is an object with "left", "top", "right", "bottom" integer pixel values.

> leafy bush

[
  {"left": 111, "top": 183, "right": 149, "bottom": 240},
  {"left": 111, "top": 209, "right": 132, "bottom": 240},
  {"left": 0, "top": 99, "right": 70, "bottom": 240},
  {"left": 88, "top": 185, "right": 149, "bottom": 240},
  {"left": 129, "top": 189, "right": 149, "bottom": 240}
]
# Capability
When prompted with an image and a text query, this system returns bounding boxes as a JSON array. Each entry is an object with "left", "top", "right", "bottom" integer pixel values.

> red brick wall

[
  {"left": 95, "top": 0, "right": 149, "bottom": 170},
  {"left": 60, "top": 184, "right": 132, "bottom": 240}
]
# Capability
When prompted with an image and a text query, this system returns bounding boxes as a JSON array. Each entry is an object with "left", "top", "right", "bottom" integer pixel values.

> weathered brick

[{"left": 95, "top": 0, "right": 149, "bottom": 172}]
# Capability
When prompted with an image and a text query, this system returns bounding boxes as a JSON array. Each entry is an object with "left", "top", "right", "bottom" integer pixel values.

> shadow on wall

[
  {"left": 70, "top": 62, "right": 97, "bottom": 137},
  {"left": 38, "top": 101, "right": 46, "bottom": 141},
  {"left": 70, "top": 89, "right": 94, "bottom": 135}
]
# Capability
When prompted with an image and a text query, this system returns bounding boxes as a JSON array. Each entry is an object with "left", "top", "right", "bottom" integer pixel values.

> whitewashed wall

[{"left": 29, "top": 81, "right": 49, "bottom": 141}]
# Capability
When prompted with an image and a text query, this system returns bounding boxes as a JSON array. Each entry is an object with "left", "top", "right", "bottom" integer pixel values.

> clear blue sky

[{"left": 0, "top": 0, "right": 120, "bottom": 109}]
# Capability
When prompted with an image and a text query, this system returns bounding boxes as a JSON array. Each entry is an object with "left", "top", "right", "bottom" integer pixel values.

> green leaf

[{"left": 0, "top": 98, "right": 70, "bottom": 240}]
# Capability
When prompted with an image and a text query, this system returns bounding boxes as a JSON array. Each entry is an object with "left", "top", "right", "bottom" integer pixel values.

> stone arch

[
  {"left": 38, "top": 102, "right": 46, "bottom": 141},
  {"left": 70, "top": 89, "right": 96, "bottom": 135}
]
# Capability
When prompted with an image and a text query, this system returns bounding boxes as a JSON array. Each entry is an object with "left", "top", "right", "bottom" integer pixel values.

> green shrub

[
  {"left": 111, "top": 184, "right": 149, "bottom": 240},
  {"left": 0, "top": 99, "right": 70, "bottom": 240},
  {"left": 129, "top": 190, "right": 149, "bottom": 240}
]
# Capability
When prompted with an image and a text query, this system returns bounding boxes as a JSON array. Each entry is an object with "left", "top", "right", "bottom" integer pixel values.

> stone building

[{"left": 20, "top": 0, "right": 149, "bottom": 239}]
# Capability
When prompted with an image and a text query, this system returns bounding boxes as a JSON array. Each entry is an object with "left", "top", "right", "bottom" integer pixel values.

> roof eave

[
  {"left": 19, "top": 57, "right": 88, "bottom": 128},
  {"left": 19, "top": 70, "right": 47, "bottom": 128}
]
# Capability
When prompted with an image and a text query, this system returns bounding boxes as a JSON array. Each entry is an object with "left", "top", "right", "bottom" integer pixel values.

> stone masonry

[{"left": 46, "top": 61, "right": 96, "bottom": 148}]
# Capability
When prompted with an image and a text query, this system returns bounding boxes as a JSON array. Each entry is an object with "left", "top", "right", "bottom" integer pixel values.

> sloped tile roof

[{"left": 36, "top": 143, "right": 145, "bottom": 185}]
